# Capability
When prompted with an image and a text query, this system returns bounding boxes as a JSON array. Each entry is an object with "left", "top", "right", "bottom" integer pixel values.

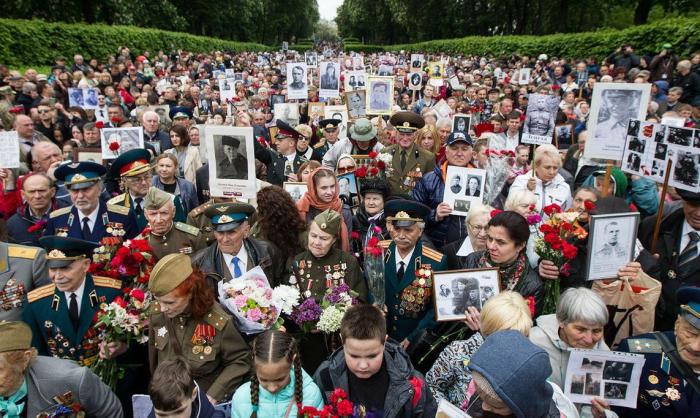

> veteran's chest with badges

[
  {"left": 398, "top": 261, "right": 433, "bottom": 317},
  {"left": 36, "top": 390, "right": 86, "bottom": 418},
  {"left": 0, "top": 278, "right": 25, "bottom": 311},
  {"left": 291, "top": 257, "right": 349, "bottom": 299}
]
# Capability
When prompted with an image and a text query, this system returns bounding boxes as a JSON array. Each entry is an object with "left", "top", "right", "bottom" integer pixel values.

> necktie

[
  {"left": 99, "top": 110, "right": 104, "bottom": 118},
  {"left": 397, "top": 261, "right": 405, "bottom": 281},
  {"left": 0, "top": 379, "right": 27, "bottom": 418},
  {"left": 679, "top": 231, "right": 700, "bottom": 266},
  {"left": 69, "top": 293, "right": 79, "bottom": 330},
  {"left": 400, "top": 150, "right": 407, "bottom": 171},
  {"left": 232, "top": 256, "right": 242, "bottom": 278},
  {"left": 134, "top": 197, "right": 144, "bottom": 217},
  {"left": 81, "top": 216, "right": 91, "bottom": 240}
]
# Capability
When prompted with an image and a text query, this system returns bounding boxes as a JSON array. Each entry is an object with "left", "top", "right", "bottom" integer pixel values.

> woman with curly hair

[
  {"left": 251, "top": 186, "right": 307, "bottom": 269},
  {"left": 148, "top": 253, "right": 251, "bottom": 404}
]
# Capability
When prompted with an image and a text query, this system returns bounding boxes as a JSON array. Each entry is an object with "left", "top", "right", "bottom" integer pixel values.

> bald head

[
  {"left": 31, "top": 141, "right": 63, "bottom": 174},
  {"left": 14, "top": 115, "right": 34, "bottom": 139}
]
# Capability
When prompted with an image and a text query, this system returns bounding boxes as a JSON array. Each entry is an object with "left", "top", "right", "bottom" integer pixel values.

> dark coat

[{"left": 143, "top": 129, "right": 173, "bottom": 154}]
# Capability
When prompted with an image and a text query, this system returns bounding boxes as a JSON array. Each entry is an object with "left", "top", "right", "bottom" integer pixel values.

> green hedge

[
  {"left": 0, "top": 19, "right": 268, "bottom": 67},
  {"left": 381, "top": 17, "right": 700, "bottom": 59}
]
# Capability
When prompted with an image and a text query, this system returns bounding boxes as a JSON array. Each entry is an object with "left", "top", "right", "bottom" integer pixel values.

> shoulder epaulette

[
  {"left": 107, "top": 204, "right": 130, "bottom": 216},
  {"left": 313, "top": 142, "right": 325, "bottom": 149},
  {"left": 379, "top": 240, "right": 392, "bottom": 249},
  {"left": 106, "top": 195, "right": 124, "bottom": 205},
  {"left": 149, "top": 301, "right": 162, "bottom": 315},
  {"left": 422, "top": 246, "right": 444, "bottom": 262},
  {"left": 27, "top": 284, "right": 55, "bottom": 303},
  {"left": 205, "top": 304, "right": 231, "bottom": 331},
  {"left": 175, "top": 222, "right": 200, "bottom": 236},
  {"left": 49, "top": 206, "right": 72, "bottom": 218},
  {"left": 93, "top": 276, "right": 122, "bottom": 290},
  {"left": 189, "top": 202, "right": 212, "bottom": 218},
  {"left": 627, "top": 338, "right": 662, "bottom": 353},
  {"left": 8, "top": 245, "right": 40, "bottom": 259}
]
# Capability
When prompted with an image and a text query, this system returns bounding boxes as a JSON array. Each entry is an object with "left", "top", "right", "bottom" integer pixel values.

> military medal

[
  {"left": 192, "top": 345, "right": 203, "bottom": 354},
  {"left": 157, "top": 326, "right": 168, "bottom": 337},
  {"left": 648, "top": 375, "right": 659, "bottom": 384},
  {"left": 668, "top": 270, "right": 677, "bottom": 279},
  {"left": 665, "top": 387, "right": 680, "bottom": 401},
  {"left": 203, "top": 346, "right": 213, "bottom": 355}
]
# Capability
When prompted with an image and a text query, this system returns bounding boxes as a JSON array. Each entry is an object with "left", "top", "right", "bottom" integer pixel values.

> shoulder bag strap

[{"left": 653, "top": 331, "right": 700, "bottom": 393}]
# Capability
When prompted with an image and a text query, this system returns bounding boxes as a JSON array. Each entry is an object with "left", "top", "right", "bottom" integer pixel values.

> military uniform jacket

[
  {"left": 382, "top": 144, "right": 436, "bottom": 195},
  {"left": 187, "top": 201, "right": 217, "bottom": 247},
  {"left": 616, "top": 331, "right": 700, "bottom": 418},
  {"left": 266, "top": 149, "right": 307, "bottom": 186},
  {"left": 0, "top": 242, "right": 50, "bottom": 321},
  {"left": 22, "top": 274, "right": 123, "bottom": 366},
  {"left": 45, "top": 201, "right": 139, "bottom": 242},
  {"left": 139, "top": 222, "right": 205, "bottom": 261},
  {"left": 148, "top": 302, "right": 251, "bottom": 402},
  {"left": 107, "top": 193, "right": 187, "bottom": 232},
  {"left": 290, "top": 247, "right": 368, "bottom": 303},
  {"left": 384, "top": 240, "right": 447, "bottom": 343},
  {"left": 26, "top": 356, "right": 124, "bottom": 418}
]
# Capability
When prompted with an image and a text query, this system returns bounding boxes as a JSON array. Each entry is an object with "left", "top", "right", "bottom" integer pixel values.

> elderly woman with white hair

[
  {"left": 530, "top": 287, "right": 611, "bottom": 417},
  {"left": 510, "top": 143, "right": 572, "bottom": 213},
  {"left": 505, "top": 189, "right": 541, "bottom": 267},
  {"left": 443, "top": 204, "right": 493, "bottom": 269}
]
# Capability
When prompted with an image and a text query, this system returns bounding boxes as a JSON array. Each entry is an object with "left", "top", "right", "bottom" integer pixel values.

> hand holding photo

[
  {"left": 433, "top": 268, "right": 500, "bottom": 322},
  {"left": 586, "top": 212, "right": 639, "bottom": 280}
]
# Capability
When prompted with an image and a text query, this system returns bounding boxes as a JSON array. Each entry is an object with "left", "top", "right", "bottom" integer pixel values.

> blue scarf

[{"left": 0, "top": 379, "right": 27, "bottom": 418}]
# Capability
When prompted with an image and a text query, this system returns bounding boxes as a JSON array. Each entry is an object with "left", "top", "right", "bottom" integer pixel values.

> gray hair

[
  {"left": 669, "top": 86, "right": 684, "bottom": 96},
  {"left": 533, "top": 143, "right": 561, "bottom": 168},
  {"left": 556, "top": 287, "right": 608, "bottom": 326},
  {"left": 464, "top": 203, "right": 494, "bottom": 226},
  {"left": 436, "top": 118, "right": 452, "bottom": 129},
  {"left": 22, "top": 82, "right": 36, "bottom": 94}
]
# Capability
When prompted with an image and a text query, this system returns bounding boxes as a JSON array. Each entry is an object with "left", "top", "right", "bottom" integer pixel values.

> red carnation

[
  {"left": 369, "top": 167, "right": 379, "bottom": 176},
  {"left": 337, "top": 400, "right": 353, "bottom": 415},
  {"left": 109, "top": 141, "right": 120, "bottom": 151},
  {"left": 111, "top": 116, "right": 121, "bottom": 123},
  {"left": 330, "top": 388, "right": 348, "bottom": 403},
  {"left": 526, "top": 296, "right": 535, "bottom": 317},
  {"left": 543, "top": 203, "right": 561, "bottom": 216},
  {"left": 539, "top": 224, "right": 554, "bottom": 234},
  {"left": 529, "top": 204, "right": 536, "bottom": 212},
  {"left": 376, "top": 161, "right": 386, "bottom": 169},
  {"left": 367, "top": 236, "right": 379, "bottom": 247},
  {"left": 350, "top": 231, "right": 360, "bottom": 240},
  {"left": 130, "top": 288, "right": 146, "bottom": 302},
  {"left": 368, "top": 247, "right": 383, "bottom": 257},
  {"left": 113, "top": 296, "right": 127, "bottom": 308},
  {"left": 368, "top": 151, "right": 378, "bottom": 159},
  {"left": 584, "top": 200, "right": 596, "bottom": 212},
  {"left": 355, "top": 166, "right": 368, "bottom": 178},
  {"left": 543, "top": 232, "right": 560, "bottom": 246},
  {"left": 95, "top": 121, "right": 104, "bottom": 129},
  {"left": 490, "top": 209, "right": 503, "bottom": 218},
  {"left": 562, "top": 242, "right": 578, "bottom": 260}
]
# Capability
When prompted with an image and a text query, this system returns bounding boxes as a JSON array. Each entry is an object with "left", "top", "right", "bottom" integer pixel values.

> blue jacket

[
  {"left": 411, "top": 164, "right": 468, "bottom": 248},
  {"left": 231, "top": 369, "right": 324, "bottom": 418},
  {"left": 581, "top": 172, "right": 659, "bottom": 217}
]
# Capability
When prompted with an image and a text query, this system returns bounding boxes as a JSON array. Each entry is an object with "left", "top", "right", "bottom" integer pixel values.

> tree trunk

[{"left": 634, "top": 0, "right": 653, "bottom": 25}]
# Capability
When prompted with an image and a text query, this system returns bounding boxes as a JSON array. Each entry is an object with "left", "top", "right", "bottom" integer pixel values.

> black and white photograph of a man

[
  {"left": 216, "top": 135, "right": 248, "bottom": 180},
  {"left": 433, "top": 268, "right": 499, "bottom": 321},
  {"left": 673, "top": 151, "right": 700, "bottom": 187},
  {"left": 367, "top": 78, "right": 392, "bottom": 114},
  {"left": 449, "top": 175, "right": 462, "bottom": 194},
  {"left": 594, "top": 221, "right": 626, "bottom": 259},
  {"left": 320, "top": 61, "right": 340, "bottom": 90},
  {"left": 378, "top": 65, "right": 393, "bottom": 76},
  {"left": 453, "top": 115, "right": 470, "bottom": 133},
  {"left": 410, "top": 54, "right": 423, "bottom": 69},
  {"left": 625, "top": 152, "right": 641, "bottom": 172},
  {"left": 523, "top": 94, "right": 558, "bottom": 137},
  {"left": 286, "top": 63, "right": 308, "bottom": 100},
  {"left": 346, "top": 91, "right": 366, "bottom": 119},
  {"left": 587, "top": 213, "right": 638, "bottom": 280},
  {"left": 654, "top": 143, "right": 668, "bottom": 160},
  {"left": 305, "top": 52, "right": 318, "bottom": 68},
  {"left": 603, "top": 361, "right": 634, "bottom": 382},
  {"left": 593, "top": 89, "right": 642, "bottom": 143},
  {"left": 451, "top": 278, "right": 481, "bottom": 313},
  {"left": 465, "top": 175, "right": 481, "bottom": 197}
]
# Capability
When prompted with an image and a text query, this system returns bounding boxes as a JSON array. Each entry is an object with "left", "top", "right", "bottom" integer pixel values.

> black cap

[
  {"left": 319, "top": 118, "right": 341, "bottom": 131},
  {"left": 275, "top": 120, "right": 302, "bottom": 140},
  {"left": 40, "top": 236, "right": 98, "bottom": 268},
  {"left": 677, "top": 188, "right": 700, "bottom": 204},
  {"left": 222, "top": 136, "right": 241, "bottom": 148},
  {"left": 446, "top": 131, "right": 474, "bottom": 147},
  {"left": 385, "top": 199, "right": 430, "bottom": 227},
  {"left": 390, "top": 111, "right": 425, "bottom": 134}
]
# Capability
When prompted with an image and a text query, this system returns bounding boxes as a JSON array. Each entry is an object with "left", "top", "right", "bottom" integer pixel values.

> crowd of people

[{"left": 0, "top": 41, "right": 699, "bottom": 418}]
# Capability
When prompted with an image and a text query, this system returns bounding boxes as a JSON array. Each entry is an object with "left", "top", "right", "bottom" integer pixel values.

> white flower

[
  {"left": 317, "top": 305, "right": 346, "bottom": 333},
  {"left": 272, "top": 285, "right": 301, "bottom": 315}
]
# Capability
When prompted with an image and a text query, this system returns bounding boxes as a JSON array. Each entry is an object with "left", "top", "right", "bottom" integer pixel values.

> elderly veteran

[
  {"left": 0, "top": 241, "right": 49, "bottom": 321},
  {"left": 191, "top": 202, "right": 283, "bottom": 290},
  {"left": 108, "top": 149, "right": 186, "bottom": 231},
  {"left": 45, "top": 161, "right": 138, "bottom": 241},
  {"left": 321, "top": 118, "right": 384, "bottom": 169},
  {"left": 310, "top": 118, "right": 342, "bottom": 162},
  {"left": 0, "top": 321, "right": 123, "bottom": 418},
  {"left": 148, "top": 253, "right": 251, "bottom": 404},
  {"left": 137, "top": 187, "right": 205, "bottom": 261}
]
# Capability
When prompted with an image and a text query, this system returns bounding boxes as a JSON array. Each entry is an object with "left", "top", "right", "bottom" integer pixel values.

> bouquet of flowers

[
  {"left": 90, "top": 238, "right": 155, "bottom": 289},
  {"left": 90, "top": 287, "right": 151, "bottom": 390},
  {"left": 299, "top": 388, "right": 355, "bottom": 418},
  {"left": 534, "top": 203, "right": 591, "bottom": 314},
  {"left": 291, "top": 283, "right": 358, "bottom": 333},
  {"left": 364, "top": 235, "right": 386, "bottom": 307},
  {"left": 483, "top": 148, "right": 516, "bottom": 205},
  {"left": 354, "top": 150, "right": 393, "bottom": 180},
  {"left": 218, "top": 266, "right": 300, "bottom": 334}
]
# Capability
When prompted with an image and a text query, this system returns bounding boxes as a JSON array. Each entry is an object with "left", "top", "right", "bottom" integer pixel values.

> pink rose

[{"left": 234, "top": 294, "right": 248, "bottom": 308}]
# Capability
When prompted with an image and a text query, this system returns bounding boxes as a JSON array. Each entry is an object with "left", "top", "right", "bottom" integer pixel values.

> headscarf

[{"left": 296, "top": 167, "right": 350, "bottom": 251}]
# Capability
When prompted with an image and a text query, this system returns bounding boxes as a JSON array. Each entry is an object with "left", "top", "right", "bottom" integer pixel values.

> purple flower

[
  {"left": 290, "top": 298, "right": 322, "bottom": 326},
  {"left": 526, "top": 213, "right": 542, "bottom": 225},
  {"left": 324, "top": 283, "right": 352, "bottom": 304}
]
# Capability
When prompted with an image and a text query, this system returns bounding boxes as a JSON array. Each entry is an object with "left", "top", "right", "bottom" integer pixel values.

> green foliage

[
  {"left": 0, "top": 19, "right": 268, "bottom": 67},
  {"left": 381, "top": 17, "right": 700, "bottom": 59}
]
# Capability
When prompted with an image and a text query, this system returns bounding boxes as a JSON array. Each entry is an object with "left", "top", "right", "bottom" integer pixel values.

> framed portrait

[
  {"left": 283, "top": 182, "right": 308, "bottom": 203},
  {"left": 324, "top": 105, "right": 349, "bottom": 139},
  {"left": 224, "top": 68, "right": 235, "bottom": 78},
  {"left": 308, "top": 102, "right": 326, "bottom": 120},
  {"left": 433, "top": 268, "right": 500, "bottom": 322},
  {"left": 337, "top": 172, "right": 360, "bottom": 207},
  {"left": 518, "top": 68, "right": 531, "bottom": 85},
  {"left": 72, "top": 148, "right": 102, "bottom": 165},
  {"left": 205, "top": 125, "right": 256, "bottom": 199},
  {"left": 219, "top": 78, "right": 237, "bottom": 103},
  {"left": 586, "top": 212, "right": 640, "bottom": 280},
  {"left": 0, "top": 131, "right": 19, "bottom": 169},
  {"left": 453, "top": 114, "right": 471, "bottom": 134},
  {"left": 270, "top": 94, "right": 286, "bottom": 108},
  {"left": 68, "top": 88, "right": 86, "bottom": 108},
  {"left": 100, "top": 127, "right": 144, "bottom": 159},
  {"left": 344, "top": 70, "right": 367, "bottom": 91},
  {"left": 407, "top": 71, "right": 423, "bottom": 91},
  {"left": 319, "top": 61, "right": 341, "bottom": 99},
  {"left": 274, "top": 103, "right": 300, "bottom": 127},
  {"left": 521, "top": 93, "right": 560, "bottom": 145},
  {"left": 442, "top": 166, "right": 486, "bottom": 216},
  {"left": 286, "top": 62, "right": 308, "bottom": 100},
  {"left": 378, "top": 64, "right": 393, "bottom": 76},
  {"left": 555, "top": 124, "right": 573, "bottom": 149},
  {"left": 352, "top": 56, "right": 364, "bottom": 70},
  {"left": 584, "top": 83, "right": 651, "bottom": 161},
  {"left": 305, "top": 52, "right": 318, "bottom": 68},
  {"left": 410, "top": 54, "right": 424, "bottom": 70},
  {"left": 345, "top": 90, "right": 367, "bottom": 120},
  {"left": 366, "top": 76, "right": 394, "bottom": 116},
  {"left": 147, "top": 105, "right": 171, "bottom": 126},
  {"left": 428, "top": 62, "right": 445, "bottom": 79}
]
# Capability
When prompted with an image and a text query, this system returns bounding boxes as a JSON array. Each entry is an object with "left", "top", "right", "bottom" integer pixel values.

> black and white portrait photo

[
  {"left": 320, "top": 61, "right": 340, "bottom": 91},
  {"left": 585, "top": 373, "right": 601, "bottom": 396},
  {"left": 604, "top": 383, "right": 628, "bottom": 400},
  {"left": 434, "top": 268, "right": 500, "bottom": 321},
  {"left": 206, "top": 126, "right": 256, "bottom": 199},
  {"left": 672, "top": 150, "right": 700, "bottom": 188},
  {"left": 668, "top": 126, "right": 693, "bottom": 146},
  {"left": 603, "top": 361, "right": 634, "bottom": 382},
  {"left": 449, "top": 174, "right": 462, "bottom": 194},
  {"left": 408, "top": 72, "right": 423, "bottom": 91},
  {"left": 84, "top": 88, "right": 98, "bottom": 108},
  {"left": 410, "top": 54, "right": 424, "bottom": 70},
  {"left": 556, "top": 124, "right": 572, "bottom": 147},
  {"left": 453, "top": 200, "right": 471, "bottom": 213},
  {"left": 584, "top": 83, "right": 650, "bottom": 160},
  {"left": 453, "top": 114, "right": 471, "bottom": 134},
  {"left": 100, "top": 127, "right": 144, "bottom": 159},
  {"left": 274, "top": 103, "right": 300, "bottom": 127},
  {"left": 570, "top": 375, "right": 585, "bottom": 395},
  {"left": 378, "top": 64, "right": 393, "bottom": 76},
  {"left": 283, "top": 182, "right": 308, "bottom": 203},
  {"left": 68, "top": 88, "right": 85, "bottom": 107},
  {"left": 654, "top": 143, "right": 668, "bottom": 160},
  {"left": 625, "top": 152, "right": 641, "bottom": 172},
  {"left": 286, "top": 62, "right": 308, "bottom": 100},
  {"left": 586, "top": 213, "right": 639, "bottom": 280},
  {"left": 305, "top": 52, "right": 318, "bottom": 68},
  {"left": 627, "top": 135, "right": 646, "bottom": 153},
  {"left": 337, "top": 172, "right": 359, "bottom": 207},
  {"left": 443, "top": 166, "right": 486, "bottom": 216},
  {"left": 429, "top": 62, "right": 444, "bottom": 79},
  {"left": 518, "top": 68, "right": 531, "bottom": 85},
  {"left": 344, "top": 70, "right": 366, "bottom": 91},
  {"left": 627, "top": 119, "right": 640, "bottom": 137},
  {"left": 465, "top": 175, "right": 481, "bottom": 197},
  {"left": 345, "top": 91, "right": 366, "bottom": 120},
  {"left": 522, "top": 94, "right": 559, "bottom": 142},
  {"left": 366, "top": 76, "right": 394, "bottom": 115},
  {"left": 270, "top": 94, "right": 286, "bottom": 108}
]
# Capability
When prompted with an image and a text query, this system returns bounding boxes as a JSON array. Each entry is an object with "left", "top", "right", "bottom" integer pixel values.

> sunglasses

[
  {"left": 337, "top": 166, "right": 355, "bottom": 174},
  {"left": 37, "top": 109, "right": 51, "bottom": 114}
]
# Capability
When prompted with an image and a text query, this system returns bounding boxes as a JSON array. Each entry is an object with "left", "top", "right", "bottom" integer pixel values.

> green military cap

[
  {"left": 148, "top": 253, "right": 193, "bottom": 297},
  {"left": 313, "top": 209, "right": 342, "bottom": 236},
  {"left": 0, "top": 86, "right": 14, "bottom": 95},
  {"left": 0, "top": 321, "right": 32, "bottom": 352},
  {"left": 204, "top": 202, "right": 255, "bottom": 232},
  {"left": 143, "top": 187, "right": 173, "bottom": 210},
  {"left": 389, "top": 111, "right": 425, "bottom": 134}
]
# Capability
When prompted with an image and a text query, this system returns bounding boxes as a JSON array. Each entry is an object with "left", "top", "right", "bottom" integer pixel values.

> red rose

[
  {"left": 111, "top": 116, "right": 121, "bottom": 123},
  {"left": 562, "top": 242, "right": 578, "bottom": 260},
  {"left": 539, "top": 224, "right": 554, "bottom": 234},
  {"left": 109, "top": 141, "right": 120, "bottom": 151},
  {"left": 355, "top": 166, "right": 368, "bottom": 178},
  {"left": 368, "top": 151, "right": 378, "bottom": 159},
  {"left": 369, "top": 167, "right": 379, "bottom": 176},
  {"left": 490, "top": 209, "right": 503, "bottom": 218},
  {"left": 376, "top": 160, "right": 386, "bottom": 169},
  {"left": 130, "top": 288, "right": 146, "bottom": 302},
  {"left": 95, "top": 121, "right": 104, "bottom": 129},
  {"left": 113, "top": 296, "right": 127, "bottom": 308},
  {"left": 584, "top": 200, "right": 596, "bottom": 211},
  {"left": 543, "top": 203, "right": 561, "bottom": 216}
]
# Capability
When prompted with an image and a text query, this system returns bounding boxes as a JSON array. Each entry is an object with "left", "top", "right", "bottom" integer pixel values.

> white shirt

[
  {"left": 130, "top": 194, "right": 145, "bottom": 211},
  {"left": 395, "top": 247, "right": 415, "bottom": 273},
  {"left": 78, "top": 205, "right": 100, "bottom": 233},
  {"left": 223, "top": 245, "right": 249, "bottom": 278},
  {"left": 64, "top": 278, "right": 87, "bottom": 314},
  {"left": 680, "top": 220, "right": 700, "bottom": 253}
]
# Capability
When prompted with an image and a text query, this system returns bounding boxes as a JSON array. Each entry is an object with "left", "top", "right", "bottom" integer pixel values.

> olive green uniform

[
  {"left": 140, "top": 222, "right": 206, "bottom": 261},
  {"left": 148, "top": 302, "right": 251, "bottom": 402},
  {"left": 382, "top": 143, "right": 435, "bottom": 195},
  {"left": 187, "top": 202, "right": 217, "bottom": 247}
]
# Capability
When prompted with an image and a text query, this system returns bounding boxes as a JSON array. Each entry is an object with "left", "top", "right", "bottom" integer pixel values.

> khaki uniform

[
  {"left": 290, "top": 247, "right": 368, "bottom": 302},
  {"left": 187, "top": 202, "right": 217, "bottom": 247},
  {"left": 0, "top": 242, "right": 50, "bottom": 321},
  {"left": 148, "top": 302, "right": 251, "bottom": 402},
  {"left": 140, "top": 222, "right": 205, "bottom": 261},
  {"left": 382, "top": 144, "right": 436, "bottom": 195}
]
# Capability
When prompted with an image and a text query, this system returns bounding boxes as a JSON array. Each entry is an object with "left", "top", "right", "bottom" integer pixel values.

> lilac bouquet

[{"left": 291, "top": 283, "right": 358, "bottom": 333}]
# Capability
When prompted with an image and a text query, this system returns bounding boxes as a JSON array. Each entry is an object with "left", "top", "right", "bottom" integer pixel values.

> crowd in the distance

[{"left": 0, "top": 41, "right": 699, "bottom": 418}]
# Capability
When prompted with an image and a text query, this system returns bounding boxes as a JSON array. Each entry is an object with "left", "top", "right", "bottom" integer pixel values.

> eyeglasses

[
  {"left": 37, "top": 109, "right": 50, "bottom": 114},
  {"left": 337, "top": 166, "right": 355, "bottom": 174},
  {"left": 469, "top": 224, "right": 488, "bottom": 233}
]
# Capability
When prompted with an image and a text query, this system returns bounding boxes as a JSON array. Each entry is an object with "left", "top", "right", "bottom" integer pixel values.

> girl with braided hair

[{"left": 231, "top": 330, "right": 324, "bottom": 418}]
